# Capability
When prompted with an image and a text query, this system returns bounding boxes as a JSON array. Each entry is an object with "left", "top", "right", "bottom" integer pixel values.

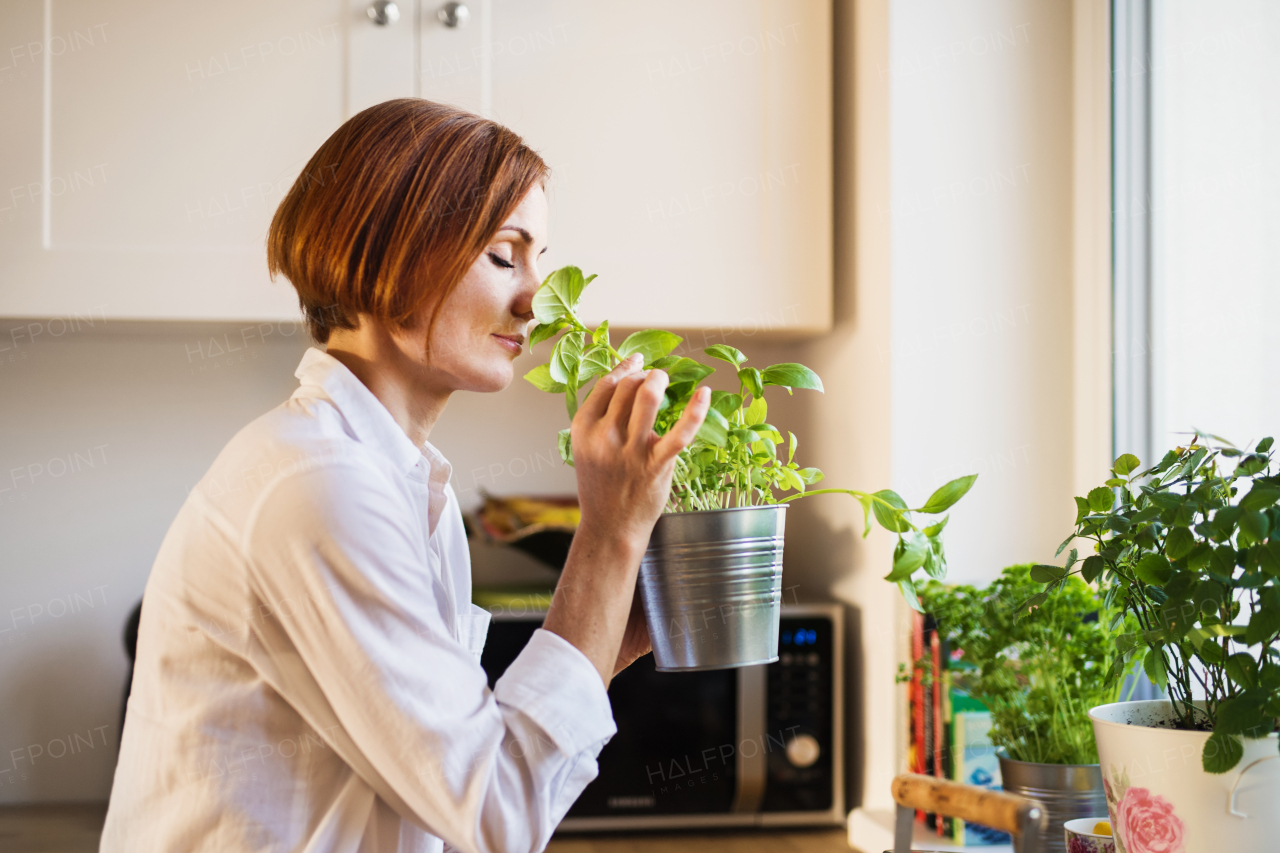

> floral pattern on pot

[
  {"left": 1103, "top": 766, "right": 1185, "bottom": 853},
  {"left": 1067, "top": 834, "right": 1115, "bottom": 853}
]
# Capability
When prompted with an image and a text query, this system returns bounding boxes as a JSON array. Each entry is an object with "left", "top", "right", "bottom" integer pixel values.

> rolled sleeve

[{"left": 494, "top": 629, "right": 617, "bottom": 759}]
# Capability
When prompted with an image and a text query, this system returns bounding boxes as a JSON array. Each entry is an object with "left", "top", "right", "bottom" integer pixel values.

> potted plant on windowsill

[
  {"left": 524, "top": 266, "right": 977, "bottom": 671},
  {"left": 916, "top": 564, "right": 1139, "bottom": 853},
  {"left": 1034, "top": 436, "right": 1280, "bottom": 853}
]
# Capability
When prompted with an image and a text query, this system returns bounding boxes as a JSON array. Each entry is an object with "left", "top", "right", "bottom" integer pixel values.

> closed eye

[{"left": 488, "top": 252, "right": 514, "bottom": 270}]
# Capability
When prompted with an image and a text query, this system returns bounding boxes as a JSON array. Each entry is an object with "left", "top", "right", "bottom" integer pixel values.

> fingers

[
  {"left": 653, "top": 386, "right": 711, "bottom": 464},
  {"left": 604, "top": 369, "right": 647, "bottom": 430},
  {"left": 625, "top": 369, "right": 670, "bottom": 451},
  {"left": 576, "top": 353, "right": 643, "bottom": 424}
]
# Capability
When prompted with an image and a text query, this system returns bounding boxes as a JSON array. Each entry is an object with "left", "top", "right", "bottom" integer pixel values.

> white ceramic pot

[{"left": 1089, "top": 700, "right": 1280, "bottom": 853}]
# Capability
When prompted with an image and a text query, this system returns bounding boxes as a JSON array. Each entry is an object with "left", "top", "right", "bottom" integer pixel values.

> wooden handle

[{"left": 890, "top": 774, "right": 1034, "bottom": 834}]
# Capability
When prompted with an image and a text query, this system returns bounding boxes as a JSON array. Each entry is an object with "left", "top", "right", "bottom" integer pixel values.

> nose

[{"left": 512, "top": 265, "right": 538, "bottom": 322}]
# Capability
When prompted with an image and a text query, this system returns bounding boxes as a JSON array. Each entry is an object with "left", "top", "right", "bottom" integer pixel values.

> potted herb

[
  {"left": 524, "top": 267, "right": 976, "bottom": 670},
  {"left": 916, "top": 564, "right": 1139, "bottom": 853},
  {"left": 1034, "top": 436, "right": 1280, "bottom": 853}
]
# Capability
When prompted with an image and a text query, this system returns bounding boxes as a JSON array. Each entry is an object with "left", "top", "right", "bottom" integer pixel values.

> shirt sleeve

[{"left": 241, "top": 461, "right": 616, "bottom": 853}]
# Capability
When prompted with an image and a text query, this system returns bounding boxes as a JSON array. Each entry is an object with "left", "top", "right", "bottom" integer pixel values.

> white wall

[{"left": 888, "top": 0, "right": 1077, "bottom": 585}]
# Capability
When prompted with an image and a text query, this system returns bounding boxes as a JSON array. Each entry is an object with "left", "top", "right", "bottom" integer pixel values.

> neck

[{"left": 324, "top": 322, "right": 451, "bottom": 448}]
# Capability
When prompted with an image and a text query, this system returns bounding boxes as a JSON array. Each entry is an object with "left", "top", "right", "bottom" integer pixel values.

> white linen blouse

[{"left": 100, "top": 347, "right": 616, "bottom": 853}]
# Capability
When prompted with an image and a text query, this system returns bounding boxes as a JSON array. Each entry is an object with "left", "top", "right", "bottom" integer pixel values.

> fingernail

[{"left": 629, "top": 353, "right": 643, "bottom": 364}]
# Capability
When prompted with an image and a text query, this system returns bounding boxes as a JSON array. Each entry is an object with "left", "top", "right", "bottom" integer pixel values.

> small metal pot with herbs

[
  {"left": 525, "top": 266, "right": 976, "bottom": 670},
  {"left": 915, "top": 565, "right": 1139, "bottom": 853}
]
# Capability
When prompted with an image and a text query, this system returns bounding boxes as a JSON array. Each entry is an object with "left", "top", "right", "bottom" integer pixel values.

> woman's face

[{"left": 421, "top": 184, "right": 549, "bottom": 393}]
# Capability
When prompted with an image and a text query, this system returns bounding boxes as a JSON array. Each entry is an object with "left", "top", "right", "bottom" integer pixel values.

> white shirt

[{"left": 101, "top": 347, "right": 615, "bottom": 853}]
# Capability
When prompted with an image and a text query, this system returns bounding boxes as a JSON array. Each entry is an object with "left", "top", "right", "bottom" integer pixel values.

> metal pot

[
  {"left": 997, "top": 751, "right": 1107, "bottom": 853},
  {"left": 638, "top": 504, "right": 786, "bottom": 672}
]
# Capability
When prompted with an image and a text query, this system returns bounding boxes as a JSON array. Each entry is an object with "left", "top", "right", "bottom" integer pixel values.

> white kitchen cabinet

[{"left": 0, "top": 1, "right": 831, "bottom": 332}]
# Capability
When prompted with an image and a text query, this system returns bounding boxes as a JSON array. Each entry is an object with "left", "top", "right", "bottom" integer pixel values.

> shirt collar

[{"left": 293, "top": 347, "right": 454, "bottom": 492}]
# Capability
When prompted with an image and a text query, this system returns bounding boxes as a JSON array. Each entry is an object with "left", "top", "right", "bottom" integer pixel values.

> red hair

[{"left": 268, "top": 98, "right": 548, "bottom": 342}]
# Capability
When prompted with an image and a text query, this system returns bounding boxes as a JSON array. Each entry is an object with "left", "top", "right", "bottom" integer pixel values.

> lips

[{"left": 492, "top": 333, "right": 523, "bottom": 354}]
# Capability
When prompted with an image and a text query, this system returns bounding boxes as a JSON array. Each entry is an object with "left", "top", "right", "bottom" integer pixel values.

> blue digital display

[{"left": 782, "top": 628, "right": 818, "bottom": 646}]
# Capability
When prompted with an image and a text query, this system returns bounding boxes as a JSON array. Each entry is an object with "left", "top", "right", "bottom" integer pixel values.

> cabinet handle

[
  {"left": 437, "top": 2, "right": 470, "bottom": 29},
  {"left": 367, "top": 0, "right": 400, "bottom": 26}
]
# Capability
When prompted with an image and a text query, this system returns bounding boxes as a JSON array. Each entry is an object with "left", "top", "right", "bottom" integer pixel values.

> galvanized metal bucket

[
  {"left": 997, "top": 752, "right": 1107, "bottom": 853},
  {"left": 638, "top": 504, "right": 786, "bottom": 672}
]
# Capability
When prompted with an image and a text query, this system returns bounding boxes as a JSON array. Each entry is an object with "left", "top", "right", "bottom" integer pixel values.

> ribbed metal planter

[
  {"left": 997, "top": 752, "right": 1106, "bottom": 853},
  {"left": 638, "top": 505, "right": 786, "bottom": 672}
]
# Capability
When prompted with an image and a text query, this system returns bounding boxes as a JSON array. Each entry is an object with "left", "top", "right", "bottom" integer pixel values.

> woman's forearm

[{"left": 541, "top": 521, "right": 647, "bottom": 686}]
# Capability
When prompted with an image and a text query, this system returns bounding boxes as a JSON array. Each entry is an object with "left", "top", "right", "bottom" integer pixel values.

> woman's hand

[
  {"left": 542, "top": 354, "right": 710, "bottom": 686},
  {"left": 571, "top": 353, "right": 710, "bottom": 548}
]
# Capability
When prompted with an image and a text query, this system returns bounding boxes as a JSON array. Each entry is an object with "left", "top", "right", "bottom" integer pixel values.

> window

[{"left": 1115, "top": 0, "right": 1280, "bottom": 459}]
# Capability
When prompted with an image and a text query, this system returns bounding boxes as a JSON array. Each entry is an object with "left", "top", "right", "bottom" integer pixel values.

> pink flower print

[{"left": 1116, "top": 787, "right": 1185, "bottom": 853}]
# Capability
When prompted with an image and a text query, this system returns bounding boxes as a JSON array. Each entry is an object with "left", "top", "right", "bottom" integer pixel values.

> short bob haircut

[{"left": 268, "top": 98, "right": 548, "bottom": 343}]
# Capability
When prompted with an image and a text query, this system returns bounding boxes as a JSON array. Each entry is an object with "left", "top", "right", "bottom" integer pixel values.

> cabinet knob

[
  {"left": 437, "top": 2, "right": 470, "bottom": 29},
  {"left": 367, "top": 0, "right": 400, "bottom": 26},
  {"left": 785, "top": 733, "right": 821, "bottom": 768}
]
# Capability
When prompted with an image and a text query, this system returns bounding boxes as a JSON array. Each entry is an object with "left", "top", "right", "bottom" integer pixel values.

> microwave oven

[{"left": 478, "top": 603, "right": 845, "bottom": 830}]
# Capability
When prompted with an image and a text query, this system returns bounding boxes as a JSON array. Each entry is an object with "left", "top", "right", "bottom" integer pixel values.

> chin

[{"left": 465, "top": 362, "right": 515, "bottom": 394}]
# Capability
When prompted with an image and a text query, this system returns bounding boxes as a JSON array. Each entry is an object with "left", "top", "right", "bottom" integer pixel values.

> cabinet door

[
  {"left": 0, "top": 0, "right": 412, "bottom": 322},
  {"left": 489, "top": 0, "right": 832, "bottom": 334}
]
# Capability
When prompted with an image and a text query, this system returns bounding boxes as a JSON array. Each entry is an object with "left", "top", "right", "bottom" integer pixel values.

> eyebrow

[{"left": 499, "top": 225, "right": 548, "bottom": 255}]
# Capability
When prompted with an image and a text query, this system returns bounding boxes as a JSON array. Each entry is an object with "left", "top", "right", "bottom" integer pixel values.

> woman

[{"left": 101, "top": 99, "right": 710, "bottom": 853}]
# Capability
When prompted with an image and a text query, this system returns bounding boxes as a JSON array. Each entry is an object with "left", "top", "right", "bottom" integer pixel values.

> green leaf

[
  {"left": 738, "top": 367, "right": 764, "bottom": 399},
  {"left": 898, "top": 578, "right": 923, "bottom": 612},
  {"left": 1088, "top": 486, "right": 1115, "bottom": 513},
  {"left": 565, "top": 384, "right": 578, "bottom": 419},
  {"left": 618, "top": 329, "right": 682, "bottom": 365},
  {"left": 919, "top": 474, "right": 978, "bottom": 515},
  {"left": 1203, "top": 731, "right": 1244, "bottom": 774},
  {"left": 922, "top": 516, "right": 949, "bottom": 538},
  {"left": 577, "top": 343, "right": 613, "bottom": 383},
  {"left": 1215, "top": 694, "right": 1268, "bottom": 737},
  {"left": 557, "top": 428, "right": 574, "bottom": 466},
  {"left": 529, "top": 319, "right": 568, "bottom": 347},
  {"left": 532, "top": 266, "right": 588, "bottom": 324},
  {"left": 1135, "top": 554, "right": 1173, "bottom": 586},
  {"left": 592, "top": 320, "right": 610, "bottom": 346},
  {"left": 761, "top": 363, "right": 824, "bottom": 392},
  {"left": 1114, "top": 453, "right": 1141, "bottom": 476},
  {"left": 1239, "top": 510, "right": 1271, "bottom": 546},
  {"left": 788, "top": 431, "right": 798, "bottom": 465},
  {"left": 703, "top": 344, "right": 746, "bottom": 367},
  {"left": 1258, "top": 541, "right": 1280, "bottom": 577},
  {"left": 696, "top": 406, "right": 729, "bottom": 447},
  {"left": 1187, "top": 542, "right": 1214, "bottom": 570},
  {"left": 549, "top": 331, "right": 585, "bottom": 384},
  {"left": 660, "top": 357, "right": 715, "bottom": 384},
  {"left": 779, "top": 466, "right": 805, "bottom": 493},
  {"left": 1074, "top": 496, "right": 1091, "bottom": 525},
  {"left": 709, "top": 391, "right": 743, "bottom": 420},
  {"left": 1226, "top": 653, "right": 1260, "bottom": 690},
  {"left": 798, "top": 467, "right": 824, "bottom": 485},
  {"left": 1240, "top": 485, "right": 1280, "bottom": 511},
  {"left": 1143, "top": 647, "right": 1168, "bottom": 690},
  {"left": 744, "top": 395, "right": 767, "bottom": 426},
  {"left": 1258, "top": 437, "right": 1275, "bottom": 453},
  {"left": 871, "top": 490, "right": 910, "bottom": 533},
  {"left": 1081, "top": 555, "right": 1105, "bottom": 583},
  {"left": 886, "top": 534, "right": 929, "bottom": 581},
  {"left": 524, "top": 363, "right": 566, "bottom": 393},
  {"left": 1165, "top": 527, "right": 1196, "bottom": 561},
  {"left": 1029, "top": 564, "right": 1065, "bottom": 584}
]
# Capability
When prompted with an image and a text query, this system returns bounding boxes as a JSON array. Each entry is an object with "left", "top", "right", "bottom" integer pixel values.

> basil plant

[
  {"left": 1033, "top": 435, "right": 1280, "bottom": 772},
  {"left": 523, "top": 266, "right": 977, "bottom": 607}
]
